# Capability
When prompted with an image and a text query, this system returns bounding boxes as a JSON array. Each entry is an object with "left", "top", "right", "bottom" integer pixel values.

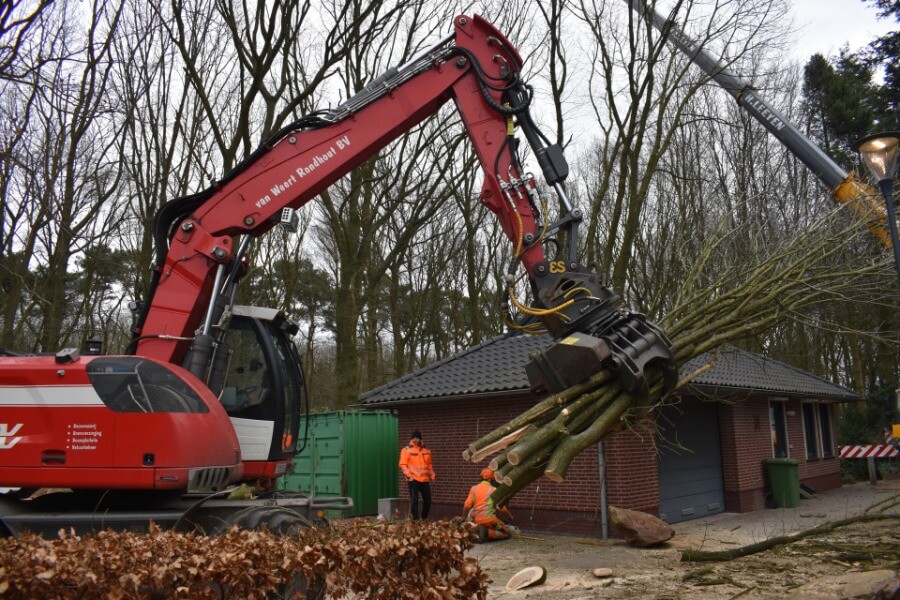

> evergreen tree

[
  {"left": 802, "top": 51, "right": 877, "bottom": 166},
  {"left": 862, "top": 0, "right": 900, "bottom": 129}
]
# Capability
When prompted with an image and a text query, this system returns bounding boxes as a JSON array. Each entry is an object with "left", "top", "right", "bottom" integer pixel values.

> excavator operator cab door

[{"left": 218, "top": 306, "right": 303, "bottom": 466}]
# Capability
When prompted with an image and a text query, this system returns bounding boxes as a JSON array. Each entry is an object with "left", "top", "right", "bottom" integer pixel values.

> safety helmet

[{"left": 480, "top": 467, "right": 495, "bottom": 481}]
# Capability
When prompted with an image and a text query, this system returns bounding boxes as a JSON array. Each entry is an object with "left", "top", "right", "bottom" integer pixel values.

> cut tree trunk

[{"left": 680, "top": 514, "right": 900, "bottom": 562}]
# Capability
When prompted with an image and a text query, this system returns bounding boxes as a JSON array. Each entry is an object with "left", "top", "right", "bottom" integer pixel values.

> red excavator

[{"left": 0, "top": 15, "right": 676, "bottom": 536}]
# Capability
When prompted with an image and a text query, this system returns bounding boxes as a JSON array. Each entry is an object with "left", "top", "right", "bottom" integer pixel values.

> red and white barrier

[{"left": 839, "top": 445, "right": 899, "bottom": 459}]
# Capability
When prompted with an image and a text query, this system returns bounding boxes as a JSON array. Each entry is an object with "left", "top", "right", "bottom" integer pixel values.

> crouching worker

[{"left": 463, "top": 468, "right": 512, "bottom": 542}]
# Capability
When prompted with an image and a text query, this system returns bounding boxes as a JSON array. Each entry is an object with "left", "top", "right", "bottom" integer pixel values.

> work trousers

[
  {"left": 407, "top": 480, "right": 431, "bottom": 519},
  {"left": 474, "top": 516, "right": 510, "bottom": 541}
]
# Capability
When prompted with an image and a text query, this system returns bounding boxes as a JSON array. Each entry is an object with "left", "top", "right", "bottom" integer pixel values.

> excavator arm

[{"left": 133, "top": 14, "right": 677, "bottom": 399}]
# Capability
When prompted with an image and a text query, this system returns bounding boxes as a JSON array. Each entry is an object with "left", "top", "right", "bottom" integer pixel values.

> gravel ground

[{"left": 470, "top": 479, "right": 900, "bottom": 599}]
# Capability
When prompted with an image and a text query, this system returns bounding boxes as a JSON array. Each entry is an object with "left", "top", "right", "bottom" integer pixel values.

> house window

[
  {"left": 770, "top": 401, "right": 789, "bottom": 458},
  {"left": 819, "top": 404, "right": 834, "bottom": 458},
  {"left": 800, "top": 401, "right": 835, "bottom": 460},
  {"left": 802, "top": 403, "right": 819, "bottom": 459}
]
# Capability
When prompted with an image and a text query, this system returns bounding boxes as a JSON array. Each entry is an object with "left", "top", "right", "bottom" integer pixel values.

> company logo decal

[
  {"left": 255, "top": 135, "right": 352, "bottom": 209},
  {"left": 0, "top": 423, "right": 23, "bottom": 450}
]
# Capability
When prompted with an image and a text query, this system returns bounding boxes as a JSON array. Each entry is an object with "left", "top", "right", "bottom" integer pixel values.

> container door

[
  {"left": 309, "top": 412, "right": 343, "bottom": 499},
  {"left": 343, "top": 412, "right": 398, "bottom": 516},
  {"left": 281, "top": 412, "right": 343, "bottom": 499}
]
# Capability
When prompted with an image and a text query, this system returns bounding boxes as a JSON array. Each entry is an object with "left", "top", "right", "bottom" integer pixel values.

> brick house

[{"left": 357, "top": 334, "right": 858, "bottom": 536}]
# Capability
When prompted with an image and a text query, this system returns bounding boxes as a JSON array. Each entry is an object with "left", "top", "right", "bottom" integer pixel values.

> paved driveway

[{"left": 670, "top": 478, "right": 900, "bottom": 551}]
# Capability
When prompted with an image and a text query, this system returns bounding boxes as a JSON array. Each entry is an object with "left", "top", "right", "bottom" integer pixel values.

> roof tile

[{"left": 357, "top": 334, "right": 858, "bottom": 406}]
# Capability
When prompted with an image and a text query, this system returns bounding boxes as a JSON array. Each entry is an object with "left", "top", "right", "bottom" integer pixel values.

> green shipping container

[{"left": 280, "top": 411, "right": 398, "bottom": 516}]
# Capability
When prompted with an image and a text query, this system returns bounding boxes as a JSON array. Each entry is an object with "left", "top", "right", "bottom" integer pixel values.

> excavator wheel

[
  {"left": 213, "top": 506, "right": 324, "bottom": 599},
  {"left": 212, "top": 505, "right": 313, "bottom": 536}
]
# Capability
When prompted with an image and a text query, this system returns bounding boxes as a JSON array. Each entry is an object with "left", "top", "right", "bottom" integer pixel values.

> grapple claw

[
  {"left": 525, "top": 310, "right": 676, "bottom": 401},
  {"left": 600, "top": 313, "right": 678, "bottom": 400}
]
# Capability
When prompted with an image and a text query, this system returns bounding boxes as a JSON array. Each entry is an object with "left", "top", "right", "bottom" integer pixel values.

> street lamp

[{"left": 852, "top": 131, "right": 900, "bottom": 285}]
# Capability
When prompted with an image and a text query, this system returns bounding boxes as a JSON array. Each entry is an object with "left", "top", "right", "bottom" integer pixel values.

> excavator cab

[{"left": 218, "top": 306, "right": 303, "bottom": 473}]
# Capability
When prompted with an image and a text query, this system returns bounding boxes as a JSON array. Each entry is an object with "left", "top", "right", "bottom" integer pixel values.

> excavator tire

[
  {"left": 214, "top": 506, "right": 324, "bottom": 598},
  {"left": 212, "top": 505, "right": 313, "bottom": 536}
]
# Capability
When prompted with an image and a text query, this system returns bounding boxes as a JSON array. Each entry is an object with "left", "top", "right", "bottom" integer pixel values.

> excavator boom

[
  {"left": 624, "top": 0, "right": 897, "bottom": 250},
  {"left": 134, "top": 14, "right": 677, "bottom": 399}
]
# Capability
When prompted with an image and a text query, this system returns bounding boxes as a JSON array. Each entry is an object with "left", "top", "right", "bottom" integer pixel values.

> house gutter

[{"left": 356, "top": 382, "right": 858, "bottom": 410}]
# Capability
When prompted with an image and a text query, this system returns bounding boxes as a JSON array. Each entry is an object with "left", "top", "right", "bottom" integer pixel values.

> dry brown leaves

[{"left": 0, "top": 519, "right": 489, "bottom": 599}]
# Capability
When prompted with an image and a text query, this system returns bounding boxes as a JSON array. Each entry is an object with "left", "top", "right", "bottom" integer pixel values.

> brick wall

[
  {"left": 718, "top": 399, "right": 770, "bottom": 511},
  {"left": 395, "top": 397, "right": 605, "bottom": 535},
  {"left": 385, "top": 392, "right": 842, "bottom": 534},
  {"left": 718, "top": 397, "right": 841, "bottom": 511},
  {"left": 604, "top": 418, "right": 660, "bottom": 514},
  {"left": 393, "top": 396, "right": 667, "bottom": 536}
]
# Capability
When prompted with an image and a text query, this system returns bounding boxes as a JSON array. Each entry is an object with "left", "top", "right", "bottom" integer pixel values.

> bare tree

[
  {"left": 109, "top": 0, "right": 213, "bottom": 313},
  {"left": 157, "top": 0, "right": 405, "bottom": 172},
  {"left": 0, "top": 0, "right": 126, "bottom": 352},
  {"left": 574, "top": 0, "right": 792, "bottom": 298},
  {"left": 0, "top": 0, "right": 53, "bottom": 81},
  {"left": 0, "top": 81, "right": 43, "bottom": 348},
  {"left": 30, "top": 0, "right": 125, "bottom": 351},
  {"left": 313, "top": 1, "right": 478, "bottom": 406}
]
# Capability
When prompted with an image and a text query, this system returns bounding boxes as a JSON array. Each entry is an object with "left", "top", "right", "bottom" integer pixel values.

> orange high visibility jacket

[
  {"left": 399, "top": 440, "right": 434, "bottom": 482},
  {"left": 464, "top": 480, "right": 499, "bottom": 521}
]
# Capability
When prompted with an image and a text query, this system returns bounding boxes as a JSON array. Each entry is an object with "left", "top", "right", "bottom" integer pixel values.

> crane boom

[{"left": 624, "top": 0, "right": 896, "bottom": 248}]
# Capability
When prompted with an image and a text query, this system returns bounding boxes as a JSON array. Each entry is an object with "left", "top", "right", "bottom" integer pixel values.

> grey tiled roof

[
  {"left": 359, "top": 334, "right": 551, "bottom": 405},
  {"left": 357, "top": 334, "right": 859, "bottom": 406},
  {"left": 679, "top": 348, "right": 858, "bottom": 401},
  {"left": 358, "top": 333, "right": 546, "bottom": 406}
]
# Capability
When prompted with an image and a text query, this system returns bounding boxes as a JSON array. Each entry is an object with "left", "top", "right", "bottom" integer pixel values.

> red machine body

[{"left": 0, "top": 354, "right": 242, "bottom": 490}]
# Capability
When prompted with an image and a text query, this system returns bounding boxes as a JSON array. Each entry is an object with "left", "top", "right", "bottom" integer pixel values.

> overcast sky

[{"left": 790, "top": 0, "right": 894, "bottom": 61}]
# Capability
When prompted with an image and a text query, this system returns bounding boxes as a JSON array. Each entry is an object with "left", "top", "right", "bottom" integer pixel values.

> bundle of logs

[
  {"left": 462, "top": 210, "right": 888, "bottom": 508},
  {"left": 464, "top": 340, "right": 692, "bottom": 508}
]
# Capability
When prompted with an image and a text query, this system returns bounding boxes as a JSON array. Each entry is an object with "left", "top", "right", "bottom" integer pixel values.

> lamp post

[{"left": 852, "top": 131, "right": 900, "bottom": 286}]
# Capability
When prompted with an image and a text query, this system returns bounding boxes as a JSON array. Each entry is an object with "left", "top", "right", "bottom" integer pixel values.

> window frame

[
  {"left": 802, "top": 402, "right": 820, "bottom": 459},
  {"left": 87, "top": 357, "right": 208, "bottom": 414},
  {"left": 769, "top": 400, "right": 789, "bottom": 458},
  {"left": 799, "top": 401, "right": 836, "bottom": 460},
  {"left": 818, "top": 403, "right": 834, "bottom": 458}
]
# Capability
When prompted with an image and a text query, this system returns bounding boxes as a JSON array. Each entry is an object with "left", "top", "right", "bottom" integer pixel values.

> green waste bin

[{"left": 765, "top": 458, "right": 801, "bottom": 508}]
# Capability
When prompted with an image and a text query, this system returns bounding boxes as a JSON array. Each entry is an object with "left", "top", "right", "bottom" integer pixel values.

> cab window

[
  {"left": 88, "top": 357, "right": 208, "bottom": 413},
  {"left": 220, "top": 320, "right": 274, "bottom": 420}
]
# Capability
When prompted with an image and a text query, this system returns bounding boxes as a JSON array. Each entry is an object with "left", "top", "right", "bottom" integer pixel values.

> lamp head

[{"left": 852, "top": 131, "right": 900, "bottom": 182}]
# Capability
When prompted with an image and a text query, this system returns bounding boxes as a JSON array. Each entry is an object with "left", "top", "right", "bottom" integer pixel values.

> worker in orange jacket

[
  {"left": 399, "top": 430, "right": 435, "bottom": 519},
  {"left": 463, "top": 468, "right": 512, "bottom": 542}
]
